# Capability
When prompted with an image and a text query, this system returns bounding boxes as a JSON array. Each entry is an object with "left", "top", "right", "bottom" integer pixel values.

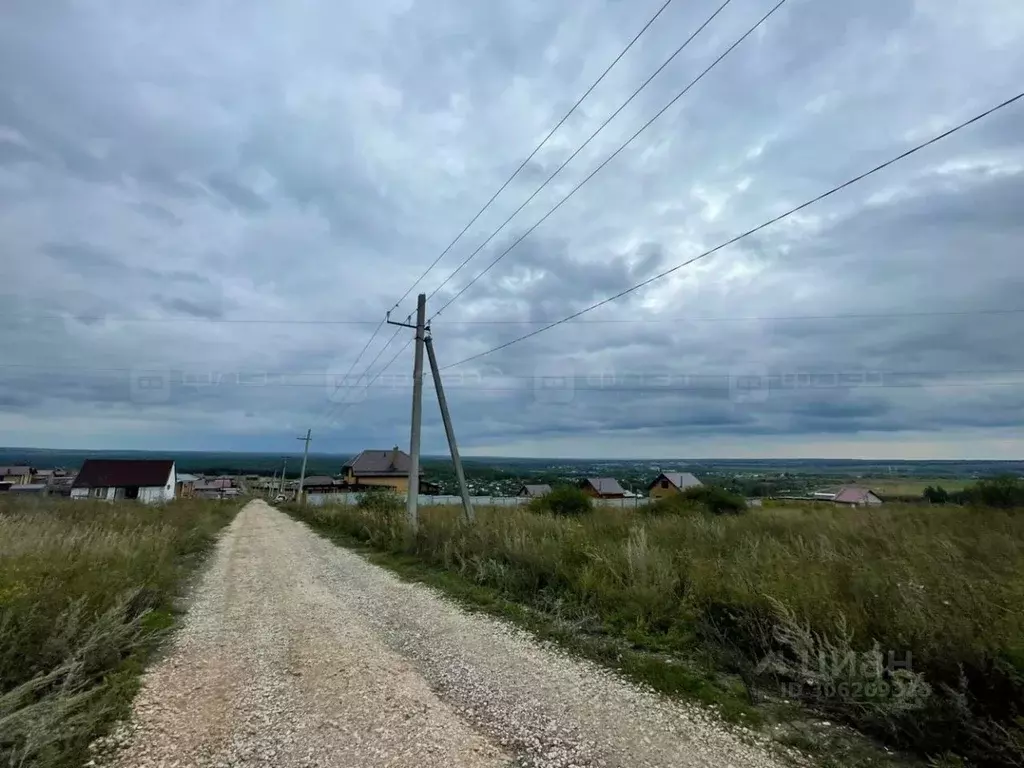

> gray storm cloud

[{"left": 1, "top": 0, "right": 1023, "bottom": 457}]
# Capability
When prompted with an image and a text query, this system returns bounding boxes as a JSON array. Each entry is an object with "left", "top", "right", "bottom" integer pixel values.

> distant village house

[
  {"left": 176, "top": 473, "right": 198, "bottom": 498},
  {"left": 578, "top": 477, "right": 626, "bottom": 499},
  {"left": 342, "top": 447, "right": 421, "bottom": 495},
  {"left": 193, "top": 476, "right": 238, "bottom": 500},
  {"left": 832, "top": 486, "right": 883, "bottom": 507},
  {"left": 0, "top": 466, "right": 33, "bottom": 485},
  {"left": 300, "top": 475, "right": 340, "bottom": 494},
  {"left": 647, "top": 472, "right": 703, "bottom": 500},
  {"left": 518, "top": 484, "right": 552, "bottom": 499},
  {"left": 71, "top": 459, "right": 176, "bottom": 503}
]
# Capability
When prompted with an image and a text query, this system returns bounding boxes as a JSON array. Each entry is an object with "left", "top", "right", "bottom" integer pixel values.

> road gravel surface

[{"left": 101, "top": 500, "right": 785, "bottom": 768}]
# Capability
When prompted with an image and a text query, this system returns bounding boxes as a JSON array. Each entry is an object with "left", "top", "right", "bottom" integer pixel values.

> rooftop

[{"left": 72, "top": 459, "right": 175, "bottom": 489}]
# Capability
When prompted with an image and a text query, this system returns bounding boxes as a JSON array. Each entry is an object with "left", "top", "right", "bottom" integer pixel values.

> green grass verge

[
  {"left": 283, "top": 500, "right": 970, "bottom": 768},
  {"left": 0, "top": 495, "right": 241, "bottom": 767}
]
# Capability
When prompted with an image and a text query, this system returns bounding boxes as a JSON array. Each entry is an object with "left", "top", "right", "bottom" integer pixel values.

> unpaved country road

[{"left": 104, "top": 500, "right": 785, "bottom": 768}]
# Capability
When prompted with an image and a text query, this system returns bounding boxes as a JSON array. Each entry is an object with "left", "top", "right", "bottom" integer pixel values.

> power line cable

[
  {"left": 441, "top": 91, "right": 1024, "bottom": 370},
  {"left": 7, "top": 307, "right": 1024, "bottom": 325},
  {"left": 425, "top": 0, "right": 738, "bottom": 309},
  {"left": 388, "top": 0, "right": 678, "bottom": 315},
  {"left": 3, "top": 365, "right": 1020, "bottom": 391},
  {"left": 317, "top": 314, "right": 388, "bottom": 417},
  {"left": 315, "top": 324, "right": 406, "bottom": 427},
  {"left": 430, "top": 0, "right": 788, "bottom": 320},
  {"left": 5, "top": 363, "right": 1024, "bottom": 378},
  {"left": 315, "top": 0, "right": 679, "bottom": 416},
  {"left": 320, "top": 336, "right": 416, "bottom": 429}
]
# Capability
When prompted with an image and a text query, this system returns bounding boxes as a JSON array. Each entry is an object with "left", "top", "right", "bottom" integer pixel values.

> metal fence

[{"left": 306, "top": 492, "right": 651, "bottom": 509}]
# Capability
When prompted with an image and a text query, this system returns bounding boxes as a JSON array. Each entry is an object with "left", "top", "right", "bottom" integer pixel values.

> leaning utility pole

[
  {"left": 278, "top": 457, "right": 288, "bottom": 496},
  {"left": 296, "top": 429, "right": 312, "bottom": 504},
  {"left": 388, "top": 294, "right": 427, "bottom": 531},
  {"left": 388, "top": 292, "right": 475, "bottom": 528},
  {"left": 425, "top": 332, "right": 474, "bottom": 522}
]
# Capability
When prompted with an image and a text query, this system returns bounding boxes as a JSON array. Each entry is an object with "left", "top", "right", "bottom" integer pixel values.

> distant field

[
  {"left": 858, "top": 476, "right": 973, "bottom": 495},
  {"left": 0, "top": 496, "right": 239, "bottom": 768},
  {"left": 288, "top": 497, "right": 1024, "bottom": 767}
]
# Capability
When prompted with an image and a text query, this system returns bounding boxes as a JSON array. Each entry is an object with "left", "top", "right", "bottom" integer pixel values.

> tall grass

[
  {"left": 0, "top": 496, "right": 239, "bottom": 767},
  {"left": 288, "top": 499, "right": 1024, "bottom": 767}
]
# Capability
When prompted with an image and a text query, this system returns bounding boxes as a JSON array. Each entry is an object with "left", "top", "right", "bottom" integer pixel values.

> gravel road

[{"left": 102, "top": 500, "right": 786, "bottom": 768}]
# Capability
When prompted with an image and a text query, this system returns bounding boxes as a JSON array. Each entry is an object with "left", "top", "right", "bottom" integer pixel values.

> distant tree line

[{"left": 924, "top": 475, "right": 1024, "bottom": 508}]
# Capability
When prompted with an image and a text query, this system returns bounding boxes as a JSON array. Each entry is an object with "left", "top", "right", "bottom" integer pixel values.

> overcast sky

[{"left": 2, "top": 0, "right": 1023, "bottom": 459}]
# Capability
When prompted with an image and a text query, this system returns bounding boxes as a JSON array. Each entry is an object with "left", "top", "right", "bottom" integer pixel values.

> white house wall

[{"left": 69, "top": 463, "right": 177, "bottom": 503}]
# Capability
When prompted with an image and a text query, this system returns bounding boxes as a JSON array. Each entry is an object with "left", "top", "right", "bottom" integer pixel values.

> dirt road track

[{"left": 102, "top": 500, "right": 784, "bottom": 768}]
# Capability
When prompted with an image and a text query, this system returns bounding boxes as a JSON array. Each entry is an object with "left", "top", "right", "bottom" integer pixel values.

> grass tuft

[
  {"left": 285, "top": 499, "right": 1024, "bottom": 767},
  {"left": 0, "top": 495, "right": 239, "bottom": 768}
]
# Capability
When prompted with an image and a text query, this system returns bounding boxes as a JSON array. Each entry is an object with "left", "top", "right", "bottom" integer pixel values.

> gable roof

[
  {"left": 194, "top": 477, "right": 233, "bottom": 490},
  {"left": 520, "top": 484, "right": 552, "bottom": 497},
  {"left": 301, "top": 475, "right": 337, "bottom": 487},
  {"left": 652, "top": 472, "right": 703, "bottom": 490},
  {"left": 72, "top": 459, "right": 174, "bottom": 489},
  {"left": 343, "top": 448, "right": 418, "bottom": 477},
  {"left": 833, "top": 486, "right": 879, "bottom": 504},
  {"left": 0, "top": 466, "right": 31, "bottom": 476},
  {"left": 582, "top": 477, "right": 625, "bottom": 496}
]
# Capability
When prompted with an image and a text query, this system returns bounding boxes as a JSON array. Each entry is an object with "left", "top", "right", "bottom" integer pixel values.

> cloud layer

[{"left": 2, "top": 0, "right": 1023, "bottom": 458}]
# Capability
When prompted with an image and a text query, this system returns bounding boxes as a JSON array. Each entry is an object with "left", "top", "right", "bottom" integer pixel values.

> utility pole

[
  {"left": 278, "top": 457, "right": 288, "bottom": 496},
  {"left": 388, "top": 294, "right": 426, "bottom": 531},
  {"left": 270, "top": 470, "right": 277, "bottom": 499},
  {"left": 296, "top": 429, "right": 312, "bottom": 505},
  {"left": 425, "top": 332, "right": 474, "bottom": 523}
]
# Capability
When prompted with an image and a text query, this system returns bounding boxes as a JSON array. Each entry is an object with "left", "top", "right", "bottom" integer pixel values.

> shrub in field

[
  {"left": 648, "top": 487, "right": 747, "bottom": 516},
  {"left": 357, "top": 488, "right": 403, "bottom": 515},
  {"left": 528, "top": 485, "right": 592, "bottom": 517},
  {"left": 0, "top": 496, "right": 238, "bottom": 768},
  {"left": 959, "top": 475, "right": 1024, "bottom": 509},
  {"left": 677, "top": 485, "right": 747, "bottom": 515},
  {"left": 647, "top": 494, "right": 701, "bottom": 516}
]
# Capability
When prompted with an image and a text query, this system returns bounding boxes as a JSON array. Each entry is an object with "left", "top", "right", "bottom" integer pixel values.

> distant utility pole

[
  {"left": 270, "top": 470, "right": 278, "bottom": 499},
  {"left": 388, "top": 293, "right": 474, "bottom": 528},
  {"left": 296, "top": 429, "right": 312, "bottom": 504},
  {"left": 278, "top": 457, "right": 288, "bottom": 496}
]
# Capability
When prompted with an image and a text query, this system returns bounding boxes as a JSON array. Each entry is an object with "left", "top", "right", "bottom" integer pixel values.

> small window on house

[
  {"left": 660, "top": 479, "right": 669, "bottom": 489},
  {"left": 124, "top": 486, "right": 139, "bottom": 500},
  {"left": 91, "top": 487, "right": 105, "bottom": 498}
]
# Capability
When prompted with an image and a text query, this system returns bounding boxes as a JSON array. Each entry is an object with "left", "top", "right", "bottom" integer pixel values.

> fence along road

[
  {"left": 101, "top": 500, "right": 782, "bottom": 768},
  {"left": 306, "top": 491, "right": 653, "bottom": 509}
]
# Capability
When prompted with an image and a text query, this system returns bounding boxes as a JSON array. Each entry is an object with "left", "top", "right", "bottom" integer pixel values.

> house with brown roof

[
  {"left": 648, "top": 472, "right": 703, "bottom": 500},
  {"left": 518, "top": 484, "right": 552, "bottom": 498},
  {"left": 341, "top": 447, "right": 421, "bottom": 494},
  {"left": 832, "top": 486, "right": 883, "bottom": 507},
  {"left": 71, "top": 459, "right": 176, "bottom": 503},
  {"left": 579, "top": 477, "right": 626, "bottom": 499},
  {"left": 0, "top": 466, "right": 33, "bottom": 485},
  {"left": 176, "top": 473, "right": 198, "bottom": 498},
  {"left": 301, "top": 475, "right": 341, "bottom": 494},
  {"left": 193, "top": 476, "right": 238, "bottom": 499}
]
